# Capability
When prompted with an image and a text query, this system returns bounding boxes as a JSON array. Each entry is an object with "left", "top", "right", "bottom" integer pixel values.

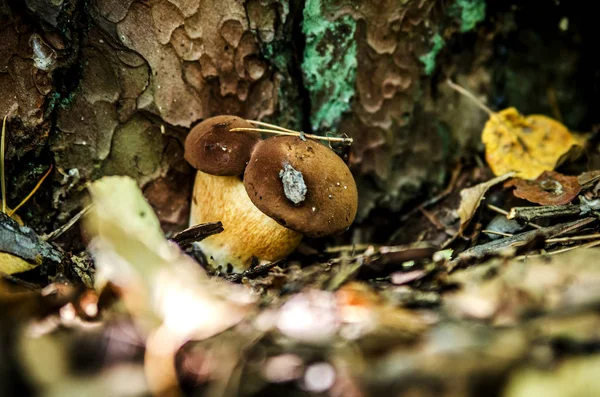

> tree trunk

[{"left": 0, "top": 0, "right": 597, "bottom": 241}]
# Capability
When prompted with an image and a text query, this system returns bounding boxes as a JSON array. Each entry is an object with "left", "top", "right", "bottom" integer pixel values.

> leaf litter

[{"left": 2, "top": 91, "right": 600, "bottom": 396}]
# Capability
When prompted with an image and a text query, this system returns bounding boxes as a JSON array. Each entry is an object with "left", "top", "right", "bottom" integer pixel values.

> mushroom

[
  {"left": 184, "top": 115, "right": 260, "bottom": 176},
  {"left": 185, "top": 116, "right": 358, "bottom": 274},
  {"left": 244, "top": 136, "right": 358, "bottom": 238}
]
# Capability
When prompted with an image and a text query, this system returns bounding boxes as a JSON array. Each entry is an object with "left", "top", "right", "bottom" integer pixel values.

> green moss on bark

[
  {"left": 301, "top": 0, "right": 357, "bottom": 131},
  {"left": 452, "top": 0, "right": 486, "bottom": 32},
  {"left": 419, "top": 34, "right": 445, "bottom": 75}
]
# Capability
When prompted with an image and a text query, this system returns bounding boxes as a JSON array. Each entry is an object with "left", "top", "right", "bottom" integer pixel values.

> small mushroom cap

[
  {"left": 184, "top": 115, "right": 261, "bottom": 176},
  {"left": 243, "top": 136, "right": 358, "bottom": 237}
]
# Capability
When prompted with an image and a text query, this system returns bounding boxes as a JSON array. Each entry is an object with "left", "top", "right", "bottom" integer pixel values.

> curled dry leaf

[
  {"left": 457, "top": 173, "right": 515, "bottom": 236},
  {"left": 504, "top": 171, "right": 581, "bottom": 206},
  {"left": 482, "top": 107, "right": 585, "bottom": 180}
]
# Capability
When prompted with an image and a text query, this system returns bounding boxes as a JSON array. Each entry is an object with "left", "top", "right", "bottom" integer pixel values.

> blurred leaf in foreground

[
  {"left": 504, "top": 354, "right": 600, "bottom": 397},
  {"left": 83, "top": 176, "right": 255, "bottom": 396}
]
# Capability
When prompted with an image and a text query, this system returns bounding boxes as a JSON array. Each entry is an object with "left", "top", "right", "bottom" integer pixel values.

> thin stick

[
  {"left": 325, "top": 243, "right": 371, "bottom": 254},
  {"left": 246, "top": 120, "right": 300, "bottom": 134},
  {"left": 481, "top": 230, "right": 513, "bottom": 237},
  {"left": 0, "top": 271, "right": 40, "bottom": 290},
  {"left": 1, "top": 116, "right": 6, "bottom": 214},
  {"left": 487, "top": 204, "right": 543, "bottom": 229},
  {"left": 8, "top": 165, "right": 53, "bottom": 217},
  {"left": 170, "top": 221, "right": 223, "bottom": 247},
  {"left": 224, "top": 259, "right": 285, "bottom": 282},
  {"left": 446, "top": 78, "right": 495, "bottom": 117},
  {"left": 42, "top": 204, "right": 92, "bottom": 241},
  {"left": 486, "top": 203, "right": 510, "bottom": 216},
  {"left": 546, "top": 233, "right": 600, "bottom": 244},
  {"left": 517, "top": 239, "right": 600, "bottom": 260},
  {"left": 229, "top": 127, "right": 353, "bottom": 144}
]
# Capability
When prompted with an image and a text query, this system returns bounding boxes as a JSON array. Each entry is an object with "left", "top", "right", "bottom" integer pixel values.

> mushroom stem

[
  {"left": 190, "top": 171, "right": 302, "bottom": 273},
  {"left": 229, "top": 126, "right": 353, "bottom": 145}
]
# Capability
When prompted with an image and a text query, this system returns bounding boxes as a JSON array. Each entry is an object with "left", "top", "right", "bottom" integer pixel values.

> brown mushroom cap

[
  {"left": 243, "top": 136, "right": 358, "bottom": 237},
  {"left": 184, "top": 115, "right": 261, "bottom": 176}
]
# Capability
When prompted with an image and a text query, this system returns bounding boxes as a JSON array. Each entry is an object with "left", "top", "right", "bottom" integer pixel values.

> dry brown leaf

[
  {"left": 482, "top": 107, "right": 585, "bottom": 180},
  {"left": 505, "top": 171, "right": 581, "bottom": 205},
  {"left": 457, "top": 173, "right": 515, "bottom": 235}
]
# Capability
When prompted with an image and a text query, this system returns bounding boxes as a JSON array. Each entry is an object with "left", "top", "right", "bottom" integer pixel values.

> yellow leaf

[
  {"left": 0, "top": 252, "right": 38, "bottom": 274},
  {"left": 482, "top": 107, "right": 585, "bottom": 180}
]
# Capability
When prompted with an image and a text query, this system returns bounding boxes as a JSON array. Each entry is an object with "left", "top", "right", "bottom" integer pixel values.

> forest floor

[{"left": 2, "top": 104, "right": 600, "bottom": 397}]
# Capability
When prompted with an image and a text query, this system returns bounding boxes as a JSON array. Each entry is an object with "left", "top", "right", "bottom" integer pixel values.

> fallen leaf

[
  {"left": 83, "top": 175, "right": 256, "bottom": 396},
  {"left": 505, "top": 171, "right": 581, "bottom": 205},
  {"left": 577, "top": 170, "right": 600, "bottom": 190},
  {"left": 482, "top": 107, "right": 585, "bottom": 180},
  {"left": 0, "top": 252, "right": 38, "bottom": 274},
  {"left": 457, "top": 173, "right": 515, "bottom": 236},
  {"left": 83, "top": 176, "right": 255, "bottom": 341}
]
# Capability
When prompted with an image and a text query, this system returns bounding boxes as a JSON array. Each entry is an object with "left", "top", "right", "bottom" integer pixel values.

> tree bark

[{"left": 0, "top": 0, "right": 596, "bottom": 240}]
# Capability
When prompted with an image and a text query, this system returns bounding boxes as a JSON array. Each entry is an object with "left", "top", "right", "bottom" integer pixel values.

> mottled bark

[{"left": 0, "top": 0, "right": 596, "bottom": 239}]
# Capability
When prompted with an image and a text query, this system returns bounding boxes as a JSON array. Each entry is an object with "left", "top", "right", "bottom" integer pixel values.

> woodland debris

[
  {"left": 169, "top": 221, "right": 224, "bottom": 247},
  {"left": 448, "top": 217, "right": 596, "bottom": 270},
  {"left": 577, "top": 170, "right": 600, "bottom": 189},
  {"left": 446, "top": 247, "right": 600, "bottom": 325},
  {"left": 224, "top": 259, "right": 285, "bottom": 283},
  {"left": 0, "top": 212, "right": 62, "bottom": 275},
  {"left": 508, "top": 204, "right": 581, "bottom": 222},
  {"left": 505, "top": 171, "right": 581, "bottom": 205},
  {"left": 390, "top": 269, "right": 428, "bottom": 285},
  {"left": 43, "top": 205, "right": 92, "bottom": 242},
  {"left": 456, "top": 172, "right": 515, "bottom": 236},
  {"left": 487, "top": 203, "right": 542, "bottom": 229}
]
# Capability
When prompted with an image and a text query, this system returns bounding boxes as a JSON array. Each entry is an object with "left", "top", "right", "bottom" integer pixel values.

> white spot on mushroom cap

[{"left": 279, "top": 162, "right": 307, "bottom": 205}]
